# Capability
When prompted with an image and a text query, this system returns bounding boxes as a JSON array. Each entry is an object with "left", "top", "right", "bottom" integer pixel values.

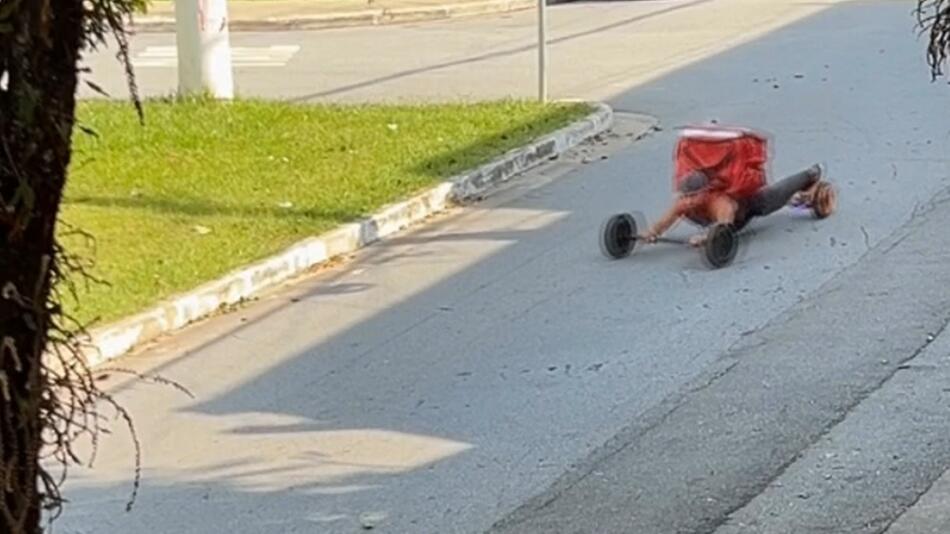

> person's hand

[
  {"left": 640, "top": 230, "right": 658, "bottom": 244},
  {"left": 688, "top": 233, "right": 707, "bottom": 247}
]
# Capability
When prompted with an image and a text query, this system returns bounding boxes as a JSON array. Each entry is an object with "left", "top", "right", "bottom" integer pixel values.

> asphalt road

[
  {"left": 60, "top": 1, "right": 950, "bottom": 533},
  {"left": 83, "top": 0, "right": 843, "bottom": 103}
]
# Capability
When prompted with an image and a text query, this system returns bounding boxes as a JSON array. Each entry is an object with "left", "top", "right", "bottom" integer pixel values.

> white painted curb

[{"left": 81, "top": 103, "right": 614, "bottom": 367}]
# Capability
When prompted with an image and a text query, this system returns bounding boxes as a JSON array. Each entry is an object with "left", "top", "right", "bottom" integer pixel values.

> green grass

[{"left": 61, "top": 98, "right": 591, "bottom": 326}]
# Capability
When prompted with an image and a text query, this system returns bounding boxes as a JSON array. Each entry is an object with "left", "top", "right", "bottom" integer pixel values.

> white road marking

[{"left": 131, "top": 45, "right": 300, "bottom": 68}]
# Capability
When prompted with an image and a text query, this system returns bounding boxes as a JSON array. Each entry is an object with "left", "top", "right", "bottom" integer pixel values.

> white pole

[
  {"left": 537, "top": 0, "right": 547, "bottom": 103},
  {"left": 174, "top": 0, "right": 234, "bottom": 99}
]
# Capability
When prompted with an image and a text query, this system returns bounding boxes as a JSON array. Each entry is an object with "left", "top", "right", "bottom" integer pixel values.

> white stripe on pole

[
  {"left": 174, "top": 0, "right": 235, "bottom": 99},
  {"left": 538, "top": 0, "right": 547, "bottom": 103}
]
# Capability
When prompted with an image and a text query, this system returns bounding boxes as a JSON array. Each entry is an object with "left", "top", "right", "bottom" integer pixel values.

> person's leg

[
  {"left": 687, "top": 193, "right": 739, "bottom": 246},
  {"left": 745, "top": 164, "right": 823, "bottom": 219}
]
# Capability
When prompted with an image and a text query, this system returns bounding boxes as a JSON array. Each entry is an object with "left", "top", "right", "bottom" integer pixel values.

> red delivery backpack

[{"left": 672, "top": 125, "right": 771, "bottom": 200}]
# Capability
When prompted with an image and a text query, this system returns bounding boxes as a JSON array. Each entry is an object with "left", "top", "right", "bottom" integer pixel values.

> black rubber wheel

[
  {"left": 703, "top": 223, "right": 738, "bottom": 269},
  {"left": 600, "top": 213, "right": 638, "bottom": 259}
]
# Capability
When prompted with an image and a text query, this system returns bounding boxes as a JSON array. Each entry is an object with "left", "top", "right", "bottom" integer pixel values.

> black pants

[{"left": 733, "top": 165, "right": 821, "bottom": 230}]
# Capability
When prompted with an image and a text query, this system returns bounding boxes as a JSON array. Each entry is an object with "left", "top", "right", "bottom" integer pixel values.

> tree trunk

[
  {"left": 0, "top": 1, "right": 84, "bottom": 532},
  {"left": 918, "top": 0, "right": 950, "bottom": 80}
]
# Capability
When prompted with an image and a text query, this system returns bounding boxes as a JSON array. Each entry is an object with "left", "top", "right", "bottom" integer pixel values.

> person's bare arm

[{"left": 643, "top": 198, "right": 686, "bottom": 241}]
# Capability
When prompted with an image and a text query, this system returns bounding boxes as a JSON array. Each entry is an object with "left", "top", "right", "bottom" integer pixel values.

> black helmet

[{"left": 678, "top": 170, "right": 710, "bottom": 195}]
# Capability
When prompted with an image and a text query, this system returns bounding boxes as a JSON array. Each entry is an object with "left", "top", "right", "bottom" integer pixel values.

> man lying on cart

[{"left": 641, "top": 125, "right": 835, "bottom": 246}]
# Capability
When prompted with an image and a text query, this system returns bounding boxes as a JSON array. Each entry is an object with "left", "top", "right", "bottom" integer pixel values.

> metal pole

[
  {"left": 537, "top": 0, "right": 547, "bottom": 103},
  {"left": 175, "top": 0, "right": 235, "bottom": 99}
]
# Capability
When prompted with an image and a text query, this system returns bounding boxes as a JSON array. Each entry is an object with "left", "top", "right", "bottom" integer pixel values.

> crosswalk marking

[{"left": 132, "top": 45, "right": 300, "bottom": 68}]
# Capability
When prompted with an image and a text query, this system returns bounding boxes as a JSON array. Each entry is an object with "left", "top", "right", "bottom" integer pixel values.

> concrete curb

[
  {"left": 81, "top": 102, "right": 614, "bottom": 367},
  {"left": 131, "top": 0, "right": 544, "bottom": 33}
]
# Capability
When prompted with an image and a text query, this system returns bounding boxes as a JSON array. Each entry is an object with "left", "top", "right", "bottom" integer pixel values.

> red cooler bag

[{"left": 672, "top": 125, "right": 771, "bottom": 200}]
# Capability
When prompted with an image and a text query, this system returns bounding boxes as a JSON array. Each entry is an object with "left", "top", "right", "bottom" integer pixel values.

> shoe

[{"left": 789, "top": 163, "right": 827, "bottom": 207}]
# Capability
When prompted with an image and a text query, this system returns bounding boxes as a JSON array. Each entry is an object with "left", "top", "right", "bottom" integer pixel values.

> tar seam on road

[
  {"left": 291, "top": 0, "right": 716, "bottom": 101},
  {"left": 711, "top": 314, "right": 950, "bottom": 534}
]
